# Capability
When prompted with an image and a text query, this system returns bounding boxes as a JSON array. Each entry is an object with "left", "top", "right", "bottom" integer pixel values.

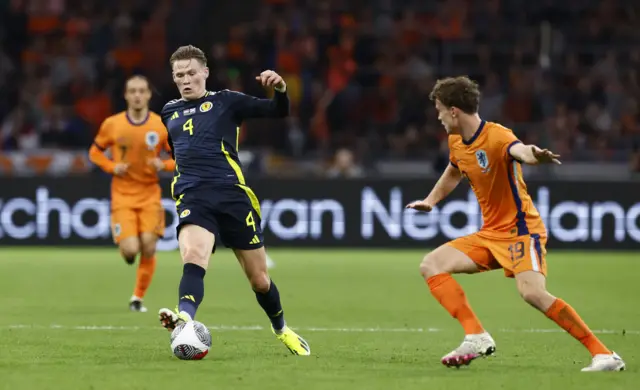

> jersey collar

[
  {"left": 126, "top": 111, "right": 150, "bottom": 126},
  {"left": 462, "top": 120, "right": 486, "bottom": 146}
]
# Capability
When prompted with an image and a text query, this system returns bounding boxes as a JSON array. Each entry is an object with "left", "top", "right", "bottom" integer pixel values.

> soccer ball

[{"left": 170, "top": 321, "right": 212, "bottom": 360}]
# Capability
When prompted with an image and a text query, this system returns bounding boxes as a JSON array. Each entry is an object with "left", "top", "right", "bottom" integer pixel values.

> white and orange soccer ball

[{"left": 170, "top": 321, "right": 212, "bottom": 360}]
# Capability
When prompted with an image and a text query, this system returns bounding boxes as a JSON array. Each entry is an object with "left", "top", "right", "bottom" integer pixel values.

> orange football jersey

[
  {"left": 90, "top": 111, "right": 174, "bottom": 209},
  {"left": 448, "top": 120, "right": 546, "bottom": 238}
]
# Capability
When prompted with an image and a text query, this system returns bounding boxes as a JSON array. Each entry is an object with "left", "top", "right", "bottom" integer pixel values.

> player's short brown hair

[
  {"left": 170, "top": 45, "right": 207, "bottom": 67},
  {"left": 429, "top": 76, "right": 481, "bottom": 114}
]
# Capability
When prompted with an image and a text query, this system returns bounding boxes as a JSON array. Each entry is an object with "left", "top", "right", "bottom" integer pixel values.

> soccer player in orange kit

[
  {"left": 89, "top": 75, "right": 175, "bottom": 313},
  {"left": 406, "top": 76, "right": 625, "bottom": 372}
]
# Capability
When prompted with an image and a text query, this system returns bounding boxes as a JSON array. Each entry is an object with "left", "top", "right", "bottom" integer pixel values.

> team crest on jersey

[
  {"left": 475, "top": 150, "right": 490, "bottom": 172},
  {"left": 145, "top": 131, "right": 159, "bottom": 149},
  {"left": 199, "top": 101, "right": 213, "bottom": 113},
  {"left": 180, "top": 209, "right": 191, "bottom": 218}
]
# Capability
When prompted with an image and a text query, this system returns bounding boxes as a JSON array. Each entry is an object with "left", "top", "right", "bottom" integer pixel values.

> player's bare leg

[
  {"left": 234, "top": 247, "right": 310, "bottom": 356},
  {"left": 128, "top": 233, "right": 158, "bottom": 313},
  {"left": 515, "top": 271, "right": 625, "bottom": 372},
  {"left": 119, "top": 237, "right": 140, "bottom": 265},
  {"left": 159, "top": 224, "right": 213, "bottom": 331},
  {"left": 420, "top": 244, "right": 496, "bottom": 367}
]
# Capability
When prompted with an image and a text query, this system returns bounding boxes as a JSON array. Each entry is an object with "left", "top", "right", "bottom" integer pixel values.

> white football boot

[
  {"left": 158, "top": 307, "right": 192, "bottom": 332},
  {"left": 581, "top": 352, "right": 626, "bottom": 372},
  {"left": 441, "top": 332, "right": 496, "bottom": 368}
]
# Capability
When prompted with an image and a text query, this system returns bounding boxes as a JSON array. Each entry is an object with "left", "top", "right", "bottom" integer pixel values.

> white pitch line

[{"left": 3, "top": 324, "right": 638, "bottom": 335}]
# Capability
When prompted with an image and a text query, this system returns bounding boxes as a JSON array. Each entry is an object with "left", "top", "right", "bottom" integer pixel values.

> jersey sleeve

[
  {"left": 161, "top": 100, "right": 180, "bottom": 127},
  {"left": 159, "top": 103, "right": 176, "bottom": 154},
  {"left": 224, "top": 89, "right": 290, "bottom": 122},
  {"left": 497, "top": 128, "right": 522, "bottom": 162},
  {"left": 89, "top": 118, "right": 116, "bottom": 174},
  {"left": 162, "top": 135, "right": 176, "bottom": 171},
  {"left": 93, "top": 118, "right": 114, "bottom": 150},
  {"left": 154, "top": 115, "right": 176, "bottom": 171},
  {"left": 166, "top": 131, "right": 174, "bottom": 159}
]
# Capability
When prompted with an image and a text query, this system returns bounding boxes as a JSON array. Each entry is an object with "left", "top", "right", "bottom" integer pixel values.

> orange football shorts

[{"left": 447, "top": 232, "right": 548, "bottom": 278}]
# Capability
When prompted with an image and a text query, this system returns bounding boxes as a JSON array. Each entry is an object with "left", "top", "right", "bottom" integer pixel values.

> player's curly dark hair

[
  {"left": 170, "top": 45, "right": 207, "bottom": 67},
  {"left": 429, "top": 76, "right": 481, "bottom": 114}
]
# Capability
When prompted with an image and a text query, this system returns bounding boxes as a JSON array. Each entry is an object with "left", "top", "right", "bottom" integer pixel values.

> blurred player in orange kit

[
  {"left": 406, "top": 76, "right": 625, "bottom": 372},
  {"left": 89, "top": 75, "right": 175, "bottom": 313}
]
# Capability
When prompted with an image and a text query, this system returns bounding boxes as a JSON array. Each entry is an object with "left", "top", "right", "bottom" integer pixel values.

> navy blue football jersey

[{"left": 161, "top": 89, "right": 289, "bottom": 199}]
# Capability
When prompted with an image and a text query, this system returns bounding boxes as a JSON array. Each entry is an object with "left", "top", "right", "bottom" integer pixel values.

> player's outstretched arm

[
  {"left": 509, "top": 143, "right": 561, "bottom": 165},
  {"left": 230, "top": 70, "right": 289, "bottom": 120},
  {"left": 406, "top": 163, "right": 462, "bottom": 212}
]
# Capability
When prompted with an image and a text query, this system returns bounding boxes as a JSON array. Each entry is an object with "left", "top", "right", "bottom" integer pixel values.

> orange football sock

[
  {"left": 427, "top": 273, "right": 484, "bottom": 335},
  {"left": 133, "top": 256, "right": 156, "bottom": 299},
  {"left": 545, "top": 298, "right": 611, "bottom": 356}
]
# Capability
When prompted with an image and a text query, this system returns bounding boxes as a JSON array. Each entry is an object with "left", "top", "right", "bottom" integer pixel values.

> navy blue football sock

[
  {"left": 178, "top": 263, "right": 206, "bottom": 319},
  {"left": 255, "top": 280, "right": 285, "bottom": 331}
]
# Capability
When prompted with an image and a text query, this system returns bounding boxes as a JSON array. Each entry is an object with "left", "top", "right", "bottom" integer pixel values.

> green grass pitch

[{"left": 0, "top": 248, "right": 637, "bottom": 389}]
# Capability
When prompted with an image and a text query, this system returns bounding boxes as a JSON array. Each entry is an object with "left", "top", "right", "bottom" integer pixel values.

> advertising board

[{"left": 0, "top": 178, "right": 638, "bottom": 250}]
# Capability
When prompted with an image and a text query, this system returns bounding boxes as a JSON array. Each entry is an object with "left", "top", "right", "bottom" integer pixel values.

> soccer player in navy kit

[{"left": 158, "top": 45, "right": 310, "bottom": 356}]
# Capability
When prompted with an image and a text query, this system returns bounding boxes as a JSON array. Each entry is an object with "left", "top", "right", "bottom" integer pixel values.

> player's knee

[
  {"left": 516, "top": 271, "right": 555, "bottom": 310},
  {"left": 141, "top": 246, "right": 156, "bottom": 259},
  {"left": 419, "top": 252, "right": 445, "bottom": 278},
  {"left": 249, "top": 272, "right": 270, "bottom": 293},
  {"left": 518, "top": 283, "right": 551, "bottom": 309},
  {"left": 140, "top": 240, "right": 157, "bottom": 259},
  {"left": 181, "top": 244, "right": 209, "bottom": 267},
  {"left": 520, "top": 289, "right": 545, "bottom": 308},
  {"left": 119, "top": 239, "right": 140, "bottom": 263}
]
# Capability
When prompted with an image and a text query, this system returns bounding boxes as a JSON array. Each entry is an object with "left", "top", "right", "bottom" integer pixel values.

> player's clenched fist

[
  {"left": 405, "top": 200, "right": 433, "bottom": 212},
  {"left": 113, "top": 163, "right": 129, "bottom": 176},
  {"left": 256, "top": 70, "right": 286, "bottom": 91}
]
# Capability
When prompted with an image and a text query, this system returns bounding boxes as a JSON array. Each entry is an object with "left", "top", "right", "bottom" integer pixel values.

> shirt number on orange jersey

[
  {"left": 119, "top": 145, "right": 128, "bottom": 161},
  {"left": 183, "top": 118, "right": 194, "bottom": 135},
  {"left": 508, "top": 241, "right": 525, "bottom": 262}
]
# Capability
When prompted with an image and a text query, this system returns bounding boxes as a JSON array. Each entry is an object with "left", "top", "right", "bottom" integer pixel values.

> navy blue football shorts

[{"left": 175, "top": 184, "right": 264, "bottom": 253}]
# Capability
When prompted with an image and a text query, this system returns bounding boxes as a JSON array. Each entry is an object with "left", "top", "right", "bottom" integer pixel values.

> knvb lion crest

[
  {"left": 475, "top": 149, "right": 490, "bottom": 173},
  {"left": 145, "top": 131, "right": 159, "bottom": 149}
]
